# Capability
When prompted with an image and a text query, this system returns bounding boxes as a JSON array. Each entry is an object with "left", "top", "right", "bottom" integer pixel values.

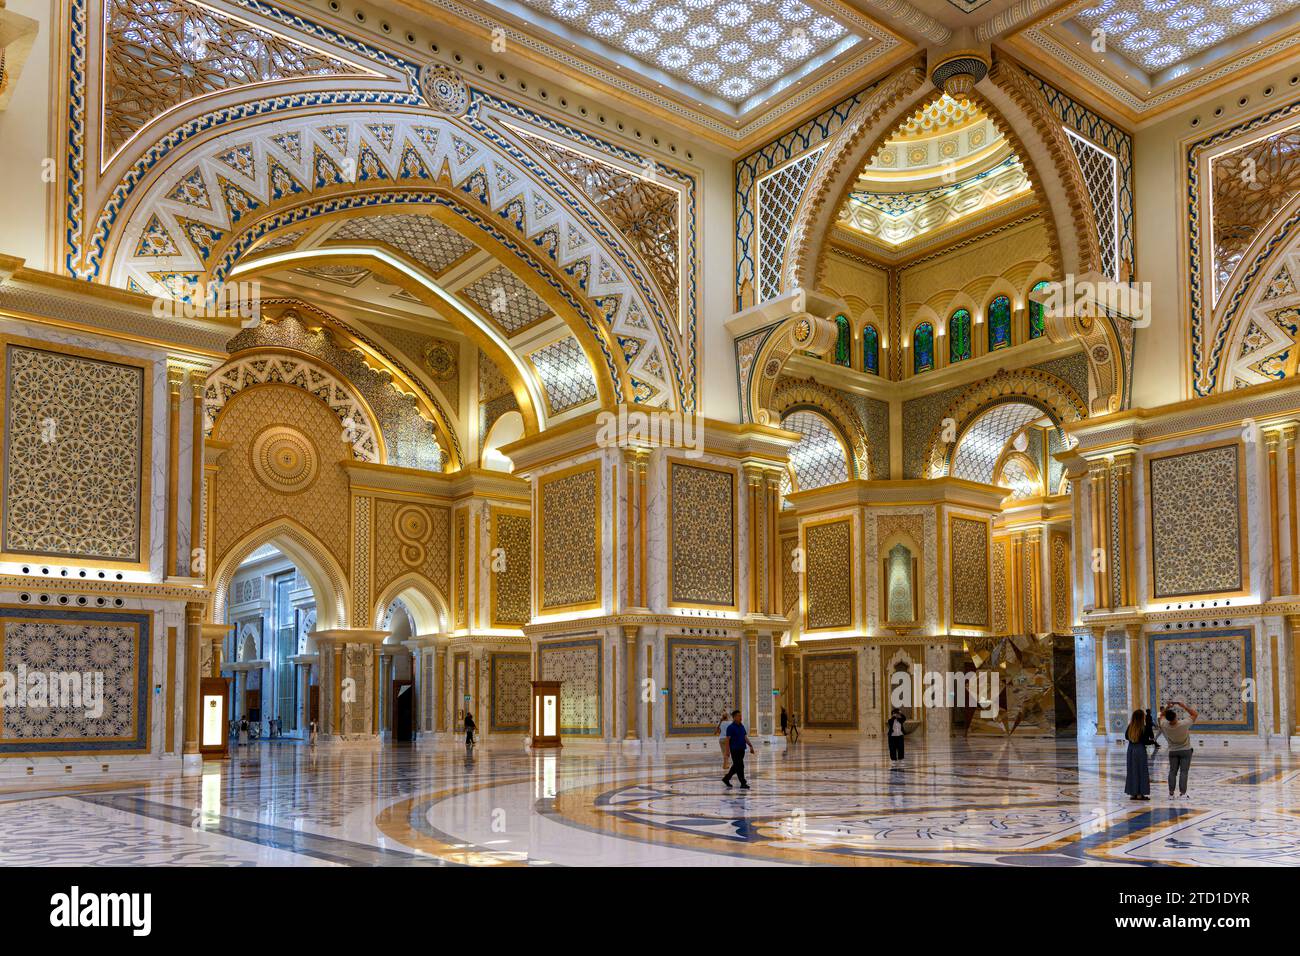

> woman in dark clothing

[
  {"left": 1123, "top": 709, "right": 1150, "bottom": 800},
  {"left": 463, "top": 711, "right": 477, "bottom": 755},
  {"left": 886, "top": 707, "right": 907, "bottom": 764}
]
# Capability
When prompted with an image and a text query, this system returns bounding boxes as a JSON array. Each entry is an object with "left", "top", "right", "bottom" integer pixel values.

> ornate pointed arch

[
  {"left": 922, "top": 367, "right": 1086, "bottom": 479},
  {"left": 373, "top": 571, "right": 448, "bottom": 636},
  {"left": 210, "top": 517, "right": 349, "bottom": 630},
  {"left": 92, "top": 100, "right": 686, "bottom": 417}
]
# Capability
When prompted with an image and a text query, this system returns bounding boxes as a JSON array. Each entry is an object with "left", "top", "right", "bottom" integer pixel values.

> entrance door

[{"left": 392, "top": 680, "right": 414, "bottom": 742}]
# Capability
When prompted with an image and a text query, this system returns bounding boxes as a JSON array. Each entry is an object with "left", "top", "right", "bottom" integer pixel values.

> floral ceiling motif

[
  {"left": 1073, "top": 0, "right": 1300, "bottom": 75},
  {"left": 488, "top": 0, "right": 859, "bottom": 106}
]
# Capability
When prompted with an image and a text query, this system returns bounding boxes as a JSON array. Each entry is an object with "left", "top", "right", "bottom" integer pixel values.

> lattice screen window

[
  {"left": 1065, "top": 129, "right": 1119, "bottom": 281},
  {"left": 781, "top": 409, "right": 849, "bottom": 494},
  {"left": 950, "top": 402, "right": 1042, "bottom": 483},
  {"left": 756, "top": 147, "right": 823, "bottom": 303}
]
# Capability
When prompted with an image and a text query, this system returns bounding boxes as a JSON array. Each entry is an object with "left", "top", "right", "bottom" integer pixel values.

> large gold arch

[
  {"left": 223, "top": 196, "right": 621, "bottom": 421},
  {"left": 209, "top": 517, "right": 350, "bottom": 632},
  {"left": 232, "top": 240, "right": 551, "bottom": 435}
]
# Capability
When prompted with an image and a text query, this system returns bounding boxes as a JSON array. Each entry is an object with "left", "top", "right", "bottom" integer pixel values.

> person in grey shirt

[{"left": 1159, "top": 700, "right": 1199, "bottom": 798}]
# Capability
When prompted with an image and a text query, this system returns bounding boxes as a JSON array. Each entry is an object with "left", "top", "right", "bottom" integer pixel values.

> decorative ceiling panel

[
  {"left": 1072, "top": 0, "right": 1300, "bottom": 75},
  {"left": 1014, "top": 0, "right": 1300, "bottom": 115},
  {"left": 527, "top": 336, "right": 600, "bottom": 412},
  {"left": 461, "top": 266, "right": 554, "bottom": 336},
  {"left": 328, "top": 213, "right": 477, "bottom": 277},
  {"left": 475, "top": 0, "right": 863, "bottom": 112},
  {"left": 102, "top": 0, "right": 375, "bottom": 164}
]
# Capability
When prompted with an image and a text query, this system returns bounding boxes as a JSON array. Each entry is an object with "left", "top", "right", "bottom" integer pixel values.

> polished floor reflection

[{"left": 1, "top": 739, "right": 1297, "bottom": 866}]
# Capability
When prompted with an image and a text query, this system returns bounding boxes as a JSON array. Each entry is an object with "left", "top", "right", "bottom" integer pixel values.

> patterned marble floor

[{"left": 1, "top": 738, "right": 1297, "bottom": 866}]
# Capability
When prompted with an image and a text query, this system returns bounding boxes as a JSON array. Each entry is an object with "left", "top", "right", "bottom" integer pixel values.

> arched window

[
  {"left": 913, "top": 322, "right": 934, "bottom": 374},
  {"left": 833, "top": 314, "right": 851, "bottom": 367},
  {"left": 987, "top": 295, "right": 1012, "bottom": 351},
  {"left": 948, "top": 308, "right": 972, "bottom": 364},
  {"left": 1028, "top": 281, "right": 1050, "bottom": 339},
  {"left": 863, "top": 324, "right": 880, "bottom": 374}
]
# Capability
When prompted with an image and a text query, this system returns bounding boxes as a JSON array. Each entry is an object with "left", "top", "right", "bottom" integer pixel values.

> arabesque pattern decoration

[
  {"left": 102, "top": 0, "right": 372, "bottom": 160},
  {"left": 667, "top": 638, "right": 738, "bottom": 734},
  {"left": 804, "top": 518, "right": 853, "bottom": 631},
  {"left": 803, "top": 652, "right": 857, "bottom": 728},
  {"left": 538, "top": 638, "right": 602, "bottom": 736},
  {"left": 1147, "top": 443, "right": 1245, "bottom": 599},
  {"left": 209, "top": 383, "right": 354, "bottom": 582},
  {"left": 950, "top": 516, "right": 990, "bottom": 629},
  {"left": 0, "top": 608, "right": 149, "bottom": 752},
  {"left": 539, "top": 465, "right": 600, "bottom": 611},
  {"left": 489, "top": 652, "right": 531, "bottom": 731},
  {"left": 1, "top": 342, "right": 147, "bottom": 564},
  {"left": 372, "top": 499, "right": 450, "bottom": 607},
  {"left": 669, "top": 462, "right": 735, "bottom": 608},
  {"left": 1148, "top": 631, "right": 1255, "bottom": 731},
  {"left": 492, "top": 510, "right": 531, "bottom": 626}
]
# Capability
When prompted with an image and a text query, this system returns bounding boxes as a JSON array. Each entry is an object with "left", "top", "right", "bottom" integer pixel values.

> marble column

[
  {"left": 623, "top": 624, "right": 639, "bottom": 739},
  {"left": 182, "top": 601, "right": 203, "bottom": 764},
  {"left": 313, "top": 628, "right": 388, "bottom": 745}
]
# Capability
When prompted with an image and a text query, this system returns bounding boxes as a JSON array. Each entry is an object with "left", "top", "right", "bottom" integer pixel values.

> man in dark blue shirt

[{"left": 722, "top": 709, "right": 755, "bottom": 789}]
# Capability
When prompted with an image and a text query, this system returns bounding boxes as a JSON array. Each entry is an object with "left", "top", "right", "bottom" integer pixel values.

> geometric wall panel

[
  {"left": 489, "top": 651, "right": 531, "bottom": 732},
  {"left": 1147, "top": 630, "right": 1255, "bottom": 732},
  {"left": 668, "top": 461, "right": 735, "bottom": 609},
  {"left": 538, "top": 638, "right": 602, "bottom": 736},
  {"left": 1, "top": 340, "right": 149, "bottom": 566},
  {"left": 803, "top": 652, "right": 857, "bottom": 728},
  {"left": 538, "top": 463, "right": 600, "bottom": 611},
  {"left": 803, "top": 517, "right": 853, "bottom": 631},
  {"left": 0, "top": 606, "right": 150, "bottom": 753},
  {"left": 666, "top": 637, "right": 738, "bottom": 736},
  {"left": 490, "top": 509, "right": 531, "bottom": 627},
  {"left": 950, "top": 515, "right": 990, "bottom": 628},
  {"left": 1147, "top": 442, "right": 1246, "bottom": 599}
]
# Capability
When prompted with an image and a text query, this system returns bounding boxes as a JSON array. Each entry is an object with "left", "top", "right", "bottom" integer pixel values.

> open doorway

[{"left": 225, "top": 544, "right": 318, "bottom": 740}]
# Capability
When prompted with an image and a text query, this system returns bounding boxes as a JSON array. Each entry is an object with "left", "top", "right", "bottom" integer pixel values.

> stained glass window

[
  {"left": 863, "top": 325, "right": 879, "bottom": 374},
  {"left": 1028, "top": 281, "right": 1050, "bottom": 339},
  {"left": 833, "top": 314, "right": 851, "bottom": 367},
  {"left": 913, "top": 322, "right": 934, "bottom": 374},
  {"left": 948, "top": 308, "right": 972, "bottom": 364},
  {"left": 988, "top": 295, "right": 1011, "bottom": 351}
]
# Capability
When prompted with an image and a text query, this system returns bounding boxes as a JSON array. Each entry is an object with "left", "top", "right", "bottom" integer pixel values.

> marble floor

[{"left": 1, "top": 738, "right": 1297, "bottom": 866}]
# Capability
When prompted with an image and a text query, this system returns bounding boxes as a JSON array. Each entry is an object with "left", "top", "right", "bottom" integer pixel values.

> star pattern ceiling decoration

[
  {"left": 492, "top": 0, "right": 860, "bottom": 106},
  {"left": 1072, "top": 0, "right": 1300, "bottom": 75}
]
